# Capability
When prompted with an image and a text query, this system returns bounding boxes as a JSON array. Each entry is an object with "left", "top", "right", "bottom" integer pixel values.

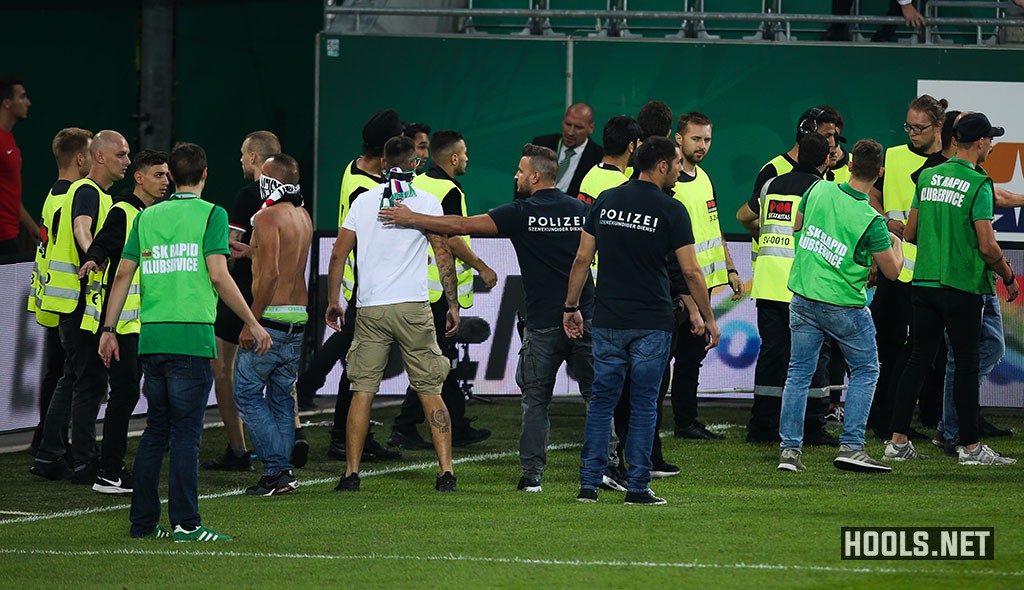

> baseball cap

[
  {"left": 362, "top": 109, "right": 403, "bottom": 149},
  {"left": 954, "top": 112, "right": 1005, "bottom": 143}
]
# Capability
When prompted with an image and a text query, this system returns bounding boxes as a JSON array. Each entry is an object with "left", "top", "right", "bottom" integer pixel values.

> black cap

[
  {"left": 954, "top": 112, "right": 1005, "bottom": 143},
  {"left": 362, "top": 109, "right": 403, "bottom": 149}
]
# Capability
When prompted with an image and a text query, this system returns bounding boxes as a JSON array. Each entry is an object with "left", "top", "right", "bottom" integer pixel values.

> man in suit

[{"left": 526, "top": 103, "right": 603, "bottom": 199}]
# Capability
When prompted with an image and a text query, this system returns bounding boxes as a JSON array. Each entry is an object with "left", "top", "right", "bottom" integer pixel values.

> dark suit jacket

[{"left": 516, "top": 133, "right": 604, "bottom": 200}]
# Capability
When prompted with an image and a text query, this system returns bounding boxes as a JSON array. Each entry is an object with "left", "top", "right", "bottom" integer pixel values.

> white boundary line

[
  {"left": 0, "top": 443, "right": 579, "bottom": 526},
  {"left": 0, "top": 547, "right": 1019, "bottom": 577}
]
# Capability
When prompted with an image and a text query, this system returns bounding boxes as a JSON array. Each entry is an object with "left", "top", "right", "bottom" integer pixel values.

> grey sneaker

[
  {"left": 777, "top": 448, "right": 805, "bottom": 472},
  {"left": 958, "top": 444, "right": 1017, "bottom": 465},
  {"left": 883, "top": 440, "right": 929, "bottom": 461},
  {"left": 834, "top": 444, "right": 892, "bottom": 473}
]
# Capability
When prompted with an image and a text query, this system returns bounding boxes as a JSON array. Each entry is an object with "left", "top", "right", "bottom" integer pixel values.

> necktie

[{"left": 557, "top": 147, "right": 577, "bottom": 184}]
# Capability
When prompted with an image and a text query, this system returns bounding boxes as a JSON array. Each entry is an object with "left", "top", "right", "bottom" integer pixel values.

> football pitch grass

[{"left": 1, "top": 399, "right": 1022, "bottom": 589}]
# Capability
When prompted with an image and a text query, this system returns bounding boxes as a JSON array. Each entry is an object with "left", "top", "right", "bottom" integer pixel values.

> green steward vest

[
  {"left": 136, "top": 196, "right": 218, "bottom": 326},
  {"left": 39, "top": 178, "right": 112, "bottom": 314},
  {"left": 789, "top": 182, "right": 882, "bottom": 307},
  {"left": 913, "top": 159, "right": 994, "bottom": 295},
  {"left": 28, "top": 187, "right": 66, "bottom": 327},
  {"left": 338, "top": 159, "right": 383, "bottom": 302},
  {"left": 671, "top": 165, "right": 728, "bottom": 289},
  {"left": 882, "top": 145, "right": 927, "bottom": 282},
  {"left": 81, "top": 200, "right": 143, "bottom": 334},
  {"left": 750, "top": 174, "right": 800, "bottom": 303},
  {"left": 412, "top": 173, "right": 474, "bottom": 308}
]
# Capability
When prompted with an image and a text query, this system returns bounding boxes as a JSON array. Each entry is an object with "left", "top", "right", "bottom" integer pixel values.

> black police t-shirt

[
  {"left": 227, "top": 182, "right": 262, "bottom": 299},
  {"left": 583, "top": 179, "right": 694, "bottom": 330},
  {"left": 488, "top": 188, "right": 594, "bottom": 329}
]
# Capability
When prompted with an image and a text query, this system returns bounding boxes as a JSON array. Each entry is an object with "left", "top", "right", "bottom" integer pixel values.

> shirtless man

[{"left": 232, "top": 153, "right": 314, "bottom": 496}]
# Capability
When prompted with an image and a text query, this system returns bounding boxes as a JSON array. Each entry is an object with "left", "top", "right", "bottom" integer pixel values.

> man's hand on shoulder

[{"left": 378, "top": 203, "right": 415, "bottom": 227}]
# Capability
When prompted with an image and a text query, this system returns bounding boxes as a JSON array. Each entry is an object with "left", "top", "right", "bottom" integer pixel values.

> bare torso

[{"left": 250, "top": 202, "right": 313, "bottom": 309}]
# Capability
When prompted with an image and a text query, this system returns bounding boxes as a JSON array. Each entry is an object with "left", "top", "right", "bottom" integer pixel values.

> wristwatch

[
  {"left": 563, "top": 305, "right": 579, "bottom": 313},
  {"left": 101, "top": 326, "right": 116, "bottom": 334}
]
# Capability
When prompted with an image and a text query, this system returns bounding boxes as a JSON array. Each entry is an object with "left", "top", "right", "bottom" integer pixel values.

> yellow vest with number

[
  {"left": 80, "top": 200, "right": 142, "bottom": 335},
  {"left": 412, "top": 173, "right": 474, "bottom": 308},
  {"left": 39, "top": 178, "right": 112, "bottom": 314},
  {"left": 671, "top": 166, "right": 728, "bottom": 289},
  {"left": 882, "top": 145, "right": 926, "bottom": 282},
  {"left": 338, "top": 159, "right": 384, "bottom": 302},
  {"left": 27, "top": 187, "right": 67, "bottom": 327},
  {"left": 752, "top": 154, "right": 796, "bottom": 272},
  {"left": 578, "top": 164, "right": 629, "bottom": 284},
  {"left": 750, "top": 176, "right": 800, "bottom": 303}
]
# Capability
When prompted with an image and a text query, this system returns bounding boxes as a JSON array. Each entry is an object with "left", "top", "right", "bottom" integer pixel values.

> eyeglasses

[{"left": 903, "top": 122, "right": 935, "bottom": 135}]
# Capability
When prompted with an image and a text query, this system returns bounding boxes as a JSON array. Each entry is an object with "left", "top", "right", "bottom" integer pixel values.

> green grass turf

[{"left": 1, "top": 399, "right": 1022, "bottom": 589}]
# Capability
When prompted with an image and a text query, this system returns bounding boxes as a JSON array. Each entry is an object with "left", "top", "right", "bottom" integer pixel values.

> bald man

[
  {"left": 525, "top": 103, "right": 604, "bottom": 199},
  {"left": 31, "top": 130, "right": 131, "bottom": 485}
]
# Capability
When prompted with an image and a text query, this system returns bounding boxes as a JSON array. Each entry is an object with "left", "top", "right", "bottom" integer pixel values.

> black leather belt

[{"left": 259, "top": 317, "right": 306, "bottom": 335}]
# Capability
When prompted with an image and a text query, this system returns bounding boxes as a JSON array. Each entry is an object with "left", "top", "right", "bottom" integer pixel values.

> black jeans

[
  {"left": 101, "top": 332, "right": 141, "bottom": 472},
  {"left": 891, "top": 287, "right": 983, "bottom": 446},
  {"left": 392, "top": 299, "right": 470, "bottom": 436},
  {"left": 666, "top": 304, "right": 709, "bottom": 429},
  {"left": 37, "top": 312, "right": 108, "bottom": 470},
  {"left": 32, "top": 326, "right": 67, "bottom": 450}
]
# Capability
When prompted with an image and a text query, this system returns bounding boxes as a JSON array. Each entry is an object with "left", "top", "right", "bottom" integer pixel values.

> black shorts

[{"left": 214, "top": 298, "right": 244, "bottom": 345}]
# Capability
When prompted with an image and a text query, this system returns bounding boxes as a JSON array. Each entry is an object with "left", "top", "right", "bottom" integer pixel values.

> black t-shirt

[
  {"left": 750, "top": 153, "right": 797, "bottom": 209},
  {"left": 70, "top": 183, "right": 101, "bottom": 262},
  {"left": 227, "top": 182, "right": 262, "bottom": 299},
  {"left": 583, "top": 179, "right": 694, "bottom": 330},
  {"left": 747, "top": 165, "right": 822, "bottom": 213},
  {"left": 910, "top": 152, "right": 949, "bottom": 185},
  {"left": 47, "top": 179, "right": 72, "bottom": 242},
  {"left": 488, "top": 188, "right": 594, "bottom": 329}
]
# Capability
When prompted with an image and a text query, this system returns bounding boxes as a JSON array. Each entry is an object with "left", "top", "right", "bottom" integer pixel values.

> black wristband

[
  {"left": 727, "top": 269, "right": 738, "bottom": 275},
  {"left": 101, "top": 326, "right": 116, "bottom": 334},
  {"left": 563, "top": 305, "right": 579, "bottom": 313},
  {"left": 1004, "top": 273, "right": 1015, "bottom": 287}
]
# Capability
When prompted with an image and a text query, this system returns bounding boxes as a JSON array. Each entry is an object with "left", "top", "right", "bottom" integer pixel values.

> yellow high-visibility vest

[
  {"left": 338, "top": 159, "right": 384, "bottom": 302},
  {"left": 882, "top": 145, "right": 927, "bottom": 283},
  {"left": 80, "top": 200, "right": 142, "bottom": 334},
  {"left": 412, "top": 173, "right": 474, "bottom": 308}
]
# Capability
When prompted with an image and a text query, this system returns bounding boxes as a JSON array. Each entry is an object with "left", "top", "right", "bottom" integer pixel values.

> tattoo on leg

[{"left": 430, "top": 409, "right": 451, "bottom": 433}]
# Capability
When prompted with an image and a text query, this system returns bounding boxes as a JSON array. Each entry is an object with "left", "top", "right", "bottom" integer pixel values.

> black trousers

[
  {"left": 32, "top": 326, "right": 67, "bottom": 450},
  {"left": 891, "top": 287, "right": 983, "bottom": 446},
  {"left": 100, "top": 332, "right": 141, "bottom": 472},
  {"left": 392, "top": 298, "right": 470, "bottom": 436},
  {"left": 666, "top": 305, "right": 709, "bottom": 429}
]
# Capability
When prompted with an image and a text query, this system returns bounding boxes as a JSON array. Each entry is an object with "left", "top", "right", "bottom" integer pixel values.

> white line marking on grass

[
  {"left": 0, "top": 547, "right": 1020, "bottom": 578},
  {"left": 0, "top": 511, "right": 39, "bottom": 516},
  {"left": 0, "top": 443, "right": 580, "bottom": 527}
]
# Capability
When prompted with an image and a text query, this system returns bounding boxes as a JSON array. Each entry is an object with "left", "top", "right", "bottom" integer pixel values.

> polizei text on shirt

[
  {"left": 598, "top": 208, "right": 660, "bottom": 233},
  {"left": 526, "top": 215, "right": 585, "bottom": 232}
]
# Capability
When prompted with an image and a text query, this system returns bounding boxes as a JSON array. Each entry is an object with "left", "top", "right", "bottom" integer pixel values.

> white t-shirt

[{"left": 342, "top": 183, "right": 444, "bottom": 308}]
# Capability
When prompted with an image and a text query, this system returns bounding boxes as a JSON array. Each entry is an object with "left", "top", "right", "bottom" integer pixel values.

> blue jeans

[
  {"left": 580, "top": 328, "right": 671, "bottom": 493},
  {"left": 130, "top": 354, "right": 213, "bottom": 537},
  {"left": 938, "top": 293, "right": 1003, "bottom": 445},
  {"left": 234, "top": 327, "right": 303, "bottom": 476},
  {"left": 780, "top": 295, "right": 879, "bottom": 450}
]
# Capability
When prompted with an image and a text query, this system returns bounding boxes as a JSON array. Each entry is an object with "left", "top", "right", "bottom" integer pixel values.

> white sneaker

[
  {"left": 958, "top": 444, "right": 1017, "bottom": 465},
  {"left": 883, "top": 440, "right": 929, "bottom": 461}
]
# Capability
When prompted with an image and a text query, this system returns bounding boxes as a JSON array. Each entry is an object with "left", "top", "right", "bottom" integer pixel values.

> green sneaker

[
  {"left": 136, "top": 525, "right": 172, "bottom": 540},
  {"left": 172, "top": 525, "right": 233, "bottom": 542}
]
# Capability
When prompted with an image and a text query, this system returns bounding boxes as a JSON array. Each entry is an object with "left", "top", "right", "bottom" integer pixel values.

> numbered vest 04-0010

[
  {"left": 882, "top": 145, "right": 927, "bottom": 283},
  {"left": 750, "top": 179, "right": 800, "bottom": 304},
  {"left": 412, "top": 174, "right": 474, "bottom": 308},
  {"left": 751, "top": 154, "right": 795, "bottom": 272},
  {"left": 80, "top": 200, "right": 142, "bottom": 335},
  {"left": 671, "top": 165, "right": 728, "bottom": 289}
]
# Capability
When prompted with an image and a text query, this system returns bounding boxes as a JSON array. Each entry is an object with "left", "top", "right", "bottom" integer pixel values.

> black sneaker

[
  {"left": 599, "top": 465, "right": 627, "bottom": 492},
  {"left": 93, "top": 466, "right": 134, "bottom": 495},
  {"left": 650, "top": 461, "right": 681, "bottom": 478},
  {"left": 452, "top": 426, "right": 491, "bottom": 447},
  {"left": 675, "top": 421, "right": 725, "bottom": 440},
  {"left": 245, "top": 471, "right": 299, "bottom": 496},
  {"left": 327, "top": 434, "right": 402, "bottom": 462},
  {"left": 805, "top": 428, "right": 840, "bottom": 447},
  {"left": 517, "top": 477, "right": 542, "bottom": 492},
  {"left": 576, "top": 488, "right": 598, "bottom": 503},
  {"left": 435, "top": 471, "right": 457, "bottom": 492},
  {"left": 745, "top": 429, "right": 781, "bottom": 444},
  {"left": 624, "top": 489, "right": 668, "bottom": 505},
  {"left": 334, "top": 472, "right": 360, "bottom": 492},
  {"left": 29, "top": 460, "right": 72, "bottom": 481},
  {"left": 291, "top": 429, "right": 309, "bottom": 469},
  {"left": 387, "top": 429, "right": 433, "bottom": 451},
  {"left": 70, "top": 461, "right": 98, "bottom": 485},
  {"left": 202, "top": 445, "right": 254, "bottom": 471},
  {"left": 979, "top": 416, "right": 1013, "bottom": 438}
]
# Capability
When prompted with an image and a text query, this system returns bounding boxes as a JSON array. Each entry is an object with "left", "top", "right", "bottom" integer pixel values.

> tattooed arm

[{"left": 426, "top": 230, "right": 461, "bottom": 337}]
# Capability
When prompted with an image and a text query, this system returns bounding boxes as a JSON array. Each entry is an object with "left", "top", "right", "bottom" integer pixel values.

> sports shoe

[
  {"left": 93, "top": 467, "right": 134, "bottom": 494},
  {"left": 833, "top": 445, "right": 892, "bottom": 473},
  {"left": 599, "top": 466, "right": 627, "bottom": 492},
  {"left": 978, "top": 416, "right": 1013, "bottom": 438},
  {"left": 805, "top": 428, "right": 840, "bottom": 447},
  {"left": 70, "top": 461, "right": 99, "bottom": 485},
  {"left": 884, "top": 440, "right": 929, "bottom": 461},
  {"left": 172, "top": 525, "right": 232, "bottom": 542},
  {"left": 387, "top": 429, "right": 433, "bottom": 451},
  {"left": 245, "top": 471, "right": 299, "bottom": 496},
  {"left": 136, "top": 525, "right": 172, "bottom": 540},
  {"left": 291, "top": 429, "right": 309, "bottom": 469},
  {"left": 202, "top": 445, "right": 253, "bottom": 471},
  {"left": 29, "top": 460, "right": 72, "bottom": 481},
  {"left": 650, "top": 461, "right": 681, "bottom": 478},
  {"left": 328, "top": 434, "right": 402, "bottom": 461},
  {"left": 452, "top": 426, "right": 491, "bottom": 447},
  {"left": 576, "top": 488, "right": 598, "bottom": 503},
  {"left": 825, "top": 406, "right": 845, "bottom": 426},
  {"left": 777, "top": 448, "right": 805, "bottom": 472},
  {"left": 958, "top": 444, "right": 1017, "bottom": 465},
  {"left": 675, "top": 421, "right": 725, "bottom": 440},
  {"left": 517, "top": 477, "right": 542, "bottom": 492},
  {"left": 435, "top": 471, "right": 457, "bottom": 492},
  {"left": 334, "top": 472, "right": 360, "bottom": 492},
  {"left": 931, "top": 429, "right": 946, "bottom": 449},
  {"left": 624, "top": 489, "right": 668, "bottom": 505}
]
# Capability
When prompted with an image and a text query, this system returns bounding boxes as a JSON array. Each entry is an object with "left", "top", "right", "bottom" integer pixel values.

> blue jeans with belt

[{"left": 580, "top": 328, "right": 672, "bottom": 494}]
